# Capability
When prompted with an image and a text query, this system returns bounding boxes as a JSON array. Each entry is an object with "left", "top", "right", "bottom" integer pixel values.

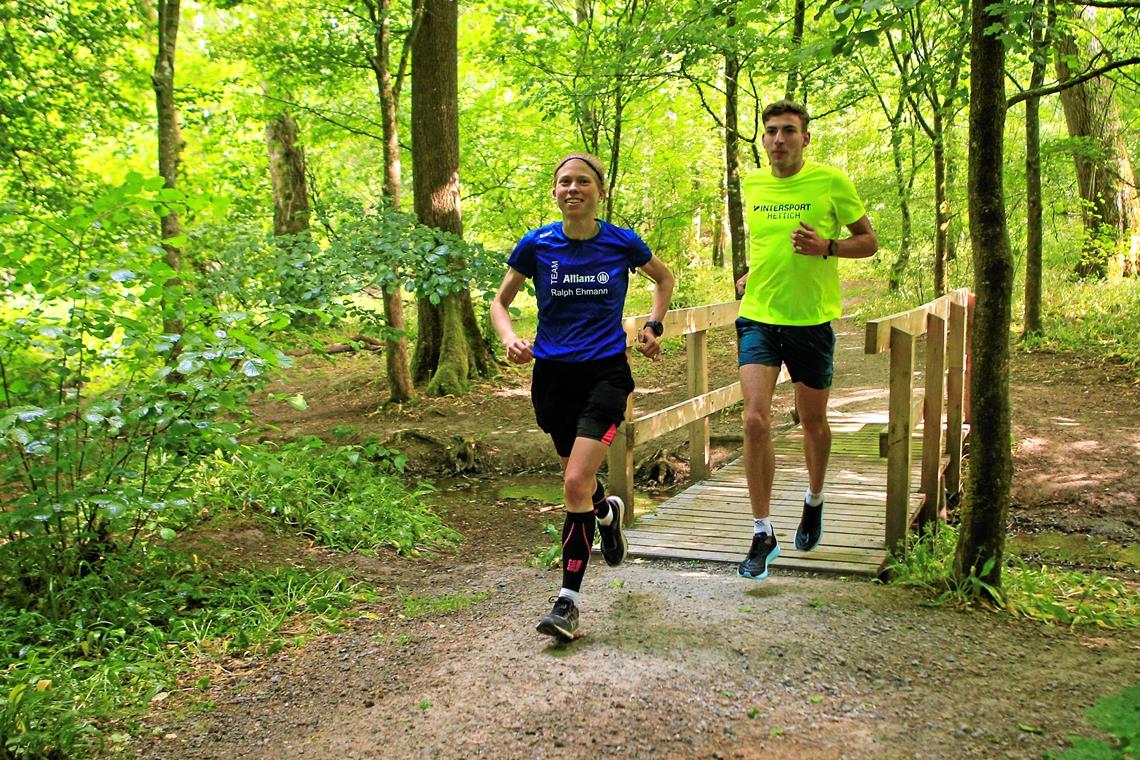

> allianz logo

[{"left": 562, "top": 271, "right": 611, "bottom": 285}]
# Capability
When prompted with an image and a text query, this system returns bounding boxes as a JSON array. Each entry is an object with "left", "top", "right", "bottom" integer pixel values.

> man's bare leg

[
  {"left": 739, "top": 364, "right": 784, "bottom": 580},
  {"left": 795, "top": 383, "right": 831, "bottom": 494},
  {"left": 794, "top": 382, "right": 831, "bottom": 552},
  {"left": 740, "top": 364, "right": 783, "bottom": 519}
]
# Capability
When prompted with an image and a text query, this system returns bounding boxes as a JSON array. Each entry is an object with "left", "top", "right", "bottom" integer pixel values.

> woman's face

[{"left": 553, "top": 159, "right": 604, "bottom": 220}]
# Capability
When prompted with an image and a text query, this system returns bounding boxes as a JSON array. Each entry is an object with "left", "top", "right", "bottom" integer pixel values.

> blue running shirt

[{"left": 508, "top": 220, "right": 652, "bottom": 362}]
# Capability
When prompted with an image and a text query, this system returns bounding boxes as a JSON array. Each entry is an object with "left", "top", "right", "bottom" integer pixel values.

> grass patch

[
  {"left": 194, "top": 437, "right": 460, "bottom": 557},
  {"left": 399, "top": 590, "right": 492, "bottom": 619},
  {"left": 1052, "top": 684, "right": 1140, "bottom": 759},
  {"left": 0, "top": 548, "right": 372, "bottom": 759},
  {"left": 886, "top": 524, "right": 1140, "bottom": 630}
]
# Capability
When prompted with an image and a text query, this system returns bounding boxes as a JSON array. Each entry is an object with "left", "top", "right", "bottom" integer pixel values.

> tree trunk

[
  {"left": 265, "top": 106, "right": 318, "bottom": 328},
  {"left": 932, "top": 110, "right": 949, "bottom": 296},
  {"left": 410, "top": 0, "right": 492, "bottom": 396},
  {"left": 574, "top": 0, "right": 600, "bottom": 154},
  {"left": 265, "top": 111, "right": 311, "bottom": 236},
  {"left": 153, "top": 0, "right": 183, "bottom": 344},
  {"left": 605, "top": 87, "right": 623, "bottom": 221},
  {"left": 1024, "top": 93, "right": 1044, "bottom": 335},
  {"left": 954, "top": 0, "right": 1013, "bottom": 592},
  {"left": 783, "top": 0, "right": 805, "bottom": 102},
  {"left": 711, "top": 209, "right": 725, "bottom": 268},
  {"left": 944, "top": 131, "right": 962, "bottom": 264},
  {"left": 1054, "top": 5, "right": 1140, "bottom": 278},
  {"left": 371, "top": 0, "right": 414, "bottom": 403},
  {"left": 888, "top": 97, "right": 912, "bottom": 291},
  {"left": 724, "top": 6, "right": 747, "bottom": 298},
  {"left": 1023, "top": 0, "right": 1052, "bottom": 337}
]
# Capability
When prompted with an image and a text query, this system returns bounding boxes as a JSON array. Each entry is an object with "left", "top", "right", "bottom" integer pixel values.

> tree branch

[{"left": 1007, "top": 55, "right": 1140, "bottom": 106}]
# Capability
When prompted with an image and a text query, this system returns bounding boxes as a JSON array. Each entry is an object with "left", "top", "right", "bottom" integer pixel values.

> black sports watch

[
  {"left": 643, "top": 320, "right": 664, "bottom": 337},
  {"left": 826, "top": 239, "right": 839, "bottom": 259}
]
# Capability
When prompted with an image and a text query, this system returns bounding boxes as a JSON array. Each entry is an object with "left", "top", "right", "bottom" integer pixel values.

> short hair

[
  {"left": 762, "top": 99, "right": 810, "bottom": 130},
  {"left": 553, "top": 152, "right": 606, "bottom": 187}
]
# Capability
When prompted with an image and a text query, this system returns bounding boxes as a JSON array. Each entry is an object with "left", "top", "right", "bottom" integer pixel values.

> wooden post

[
  {"left": 920, "top": 313, "right": 947, "bottom": 526},
  {"left": 687, "top": 330, "right": 710, "bottom": 481},
  {"left": 945, "top": 301, "right": 967, "bottom": 502},
  {"left": 886, "top": 327, "right": 915, "bottom": 554},
  {"left": 608, "top": 347, "right": 636, "bottom": 526},
  {"left": 964, "top": 292, "right": 975, "bottom": 424}
]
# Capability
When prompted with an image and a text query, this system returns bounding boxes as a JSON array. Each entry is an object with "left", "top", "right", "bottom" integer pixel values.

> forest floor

[{"left": 133, "top": 314, "right": 1140, "bottom": 760}]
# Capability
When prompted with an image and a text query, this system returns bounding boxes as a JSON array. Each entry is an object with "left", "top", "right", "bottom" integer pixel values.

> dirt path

[{"left": 134, "top": 319, "right": 1140, "bottom": 760}]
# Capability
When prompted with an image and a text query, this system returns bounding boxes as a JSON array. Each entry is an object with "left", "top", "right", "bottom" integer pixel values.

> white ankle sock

[
  {"left": 558, "top": 589, "right": 580, "bottom": 605},
  {"left": 805, "top": 488, "right": 824, "bottom": 507},
  {"left": 753, "top": 517, "right": 772, "bottom": 536}
]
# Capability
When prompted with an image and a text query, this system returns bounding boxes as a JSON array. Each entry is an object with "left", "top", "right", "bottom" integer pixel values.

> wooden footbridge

[{"left": 605, "top": 289, "right": 973, "bottom": 578}]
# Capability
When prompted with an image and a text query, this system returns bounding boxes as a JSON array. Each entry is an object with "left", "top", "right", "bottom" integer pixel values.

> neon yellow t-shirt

[{"left": 739, "top": 161, "right": 866, "bottom": 325}]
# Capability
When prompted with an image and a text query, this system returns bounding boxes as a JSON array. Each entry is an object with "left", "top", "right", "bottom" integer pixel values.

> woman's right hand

[
  {"left": 504, "top": 338, "right": 534, "bottom": 365},
  {"left": 735, "top": 270, "right": 749, "bottom": 298}
]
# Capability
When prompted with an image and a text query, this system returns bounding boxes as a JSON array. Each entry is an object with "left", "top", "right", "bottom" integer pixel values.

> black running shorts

[{"left": 531, "top": 353, "right": 635, "bottom": 458}]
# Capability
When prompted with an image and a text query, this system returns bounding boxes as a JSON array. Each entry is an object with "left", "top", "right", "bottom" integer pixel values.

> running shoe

[
  {"left": 795, "top": 499, "right": 824, "bottom": 551},
  {"left": 536, "top": 596, "right": 579, "bottom": 642},
  {"left": 738, "top": 532, "right": 780, "bottom": 581},
  {"left": 597, "top": 496, "right": 627, "bottom": 567}
]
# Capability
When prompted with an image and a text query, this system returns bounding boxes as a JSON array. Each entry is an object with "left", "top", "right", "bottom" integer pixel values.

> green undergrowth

[
  {"left": 843, "top": 262, "right": 1140, "bottom": 374},
  {"left": 0, "top": 549, "right": 372, "bottom": 759},
  {"left": 194, "top": 437, "right": 461, "bottom": 557},
  {"left": 528, "top": 522, "right": 562, "bottom": 570},
  {"left": 885, "top": 524, "right": 1140, "bottom": 630},
  {"left": 1020, "top": 275, "right": 1140, "bottom": 372},
  {"left": 0, "top": 438, "right": 462, "bottom": 757}
]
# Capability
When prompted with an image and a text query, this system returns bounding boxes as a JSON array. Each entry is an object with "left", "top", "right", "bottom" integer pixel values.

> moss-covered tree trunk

[
  {"left": 1054, "top": 6, "right": 1140, "bottom": 278},
  {"left": 954, "top": 0, "right": 1014, "bottom": 592},
  {"left": 265, "top": 111, "right": 310, "bottom": 237},
  {"left": 265, "top": 107, "right": 318, "bottom": 327},
  {"left": 410, "top": 0, "right": 492, "bottom": 396}
]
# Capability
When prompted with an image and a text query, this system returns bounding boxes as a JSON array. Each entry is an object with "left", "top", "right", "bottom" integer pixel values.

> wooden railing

[
  {"left": 611, "top": 291, "right": 974, "bottom": 548},
  {"left": 864, "top": 287, "right": 973, "bottom": 552},
  {"left": 607, "top": 301, "right": 789, "bottom": 525}
]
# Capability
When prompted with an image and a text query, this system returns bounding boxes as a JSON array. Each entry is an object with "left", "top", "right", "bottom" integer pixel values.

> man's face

[{"left": 762, "top": 113, "right": 810, "bottom": 176}]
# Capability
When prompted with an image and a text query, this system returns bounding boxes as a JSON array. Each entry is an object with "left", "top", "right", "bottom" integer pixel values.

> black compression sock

[{"left": 561, "top": 511, "right": 596, "bottom": 593}]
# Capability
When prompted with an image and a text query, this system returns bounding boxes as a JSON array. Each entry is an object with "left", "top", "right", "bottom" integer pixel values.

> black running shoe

[
  {"left": 535, "top": 596, "right": 579, "bottom": 642},
  {"left": 738, "top": 532, "right": 780, "bottom": 581},
  {"left": 597, "top": 496, "right": 627, "bottom": 567},
  {"left": 794, "top": 499, "right": 824, "bottom": 551}
]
